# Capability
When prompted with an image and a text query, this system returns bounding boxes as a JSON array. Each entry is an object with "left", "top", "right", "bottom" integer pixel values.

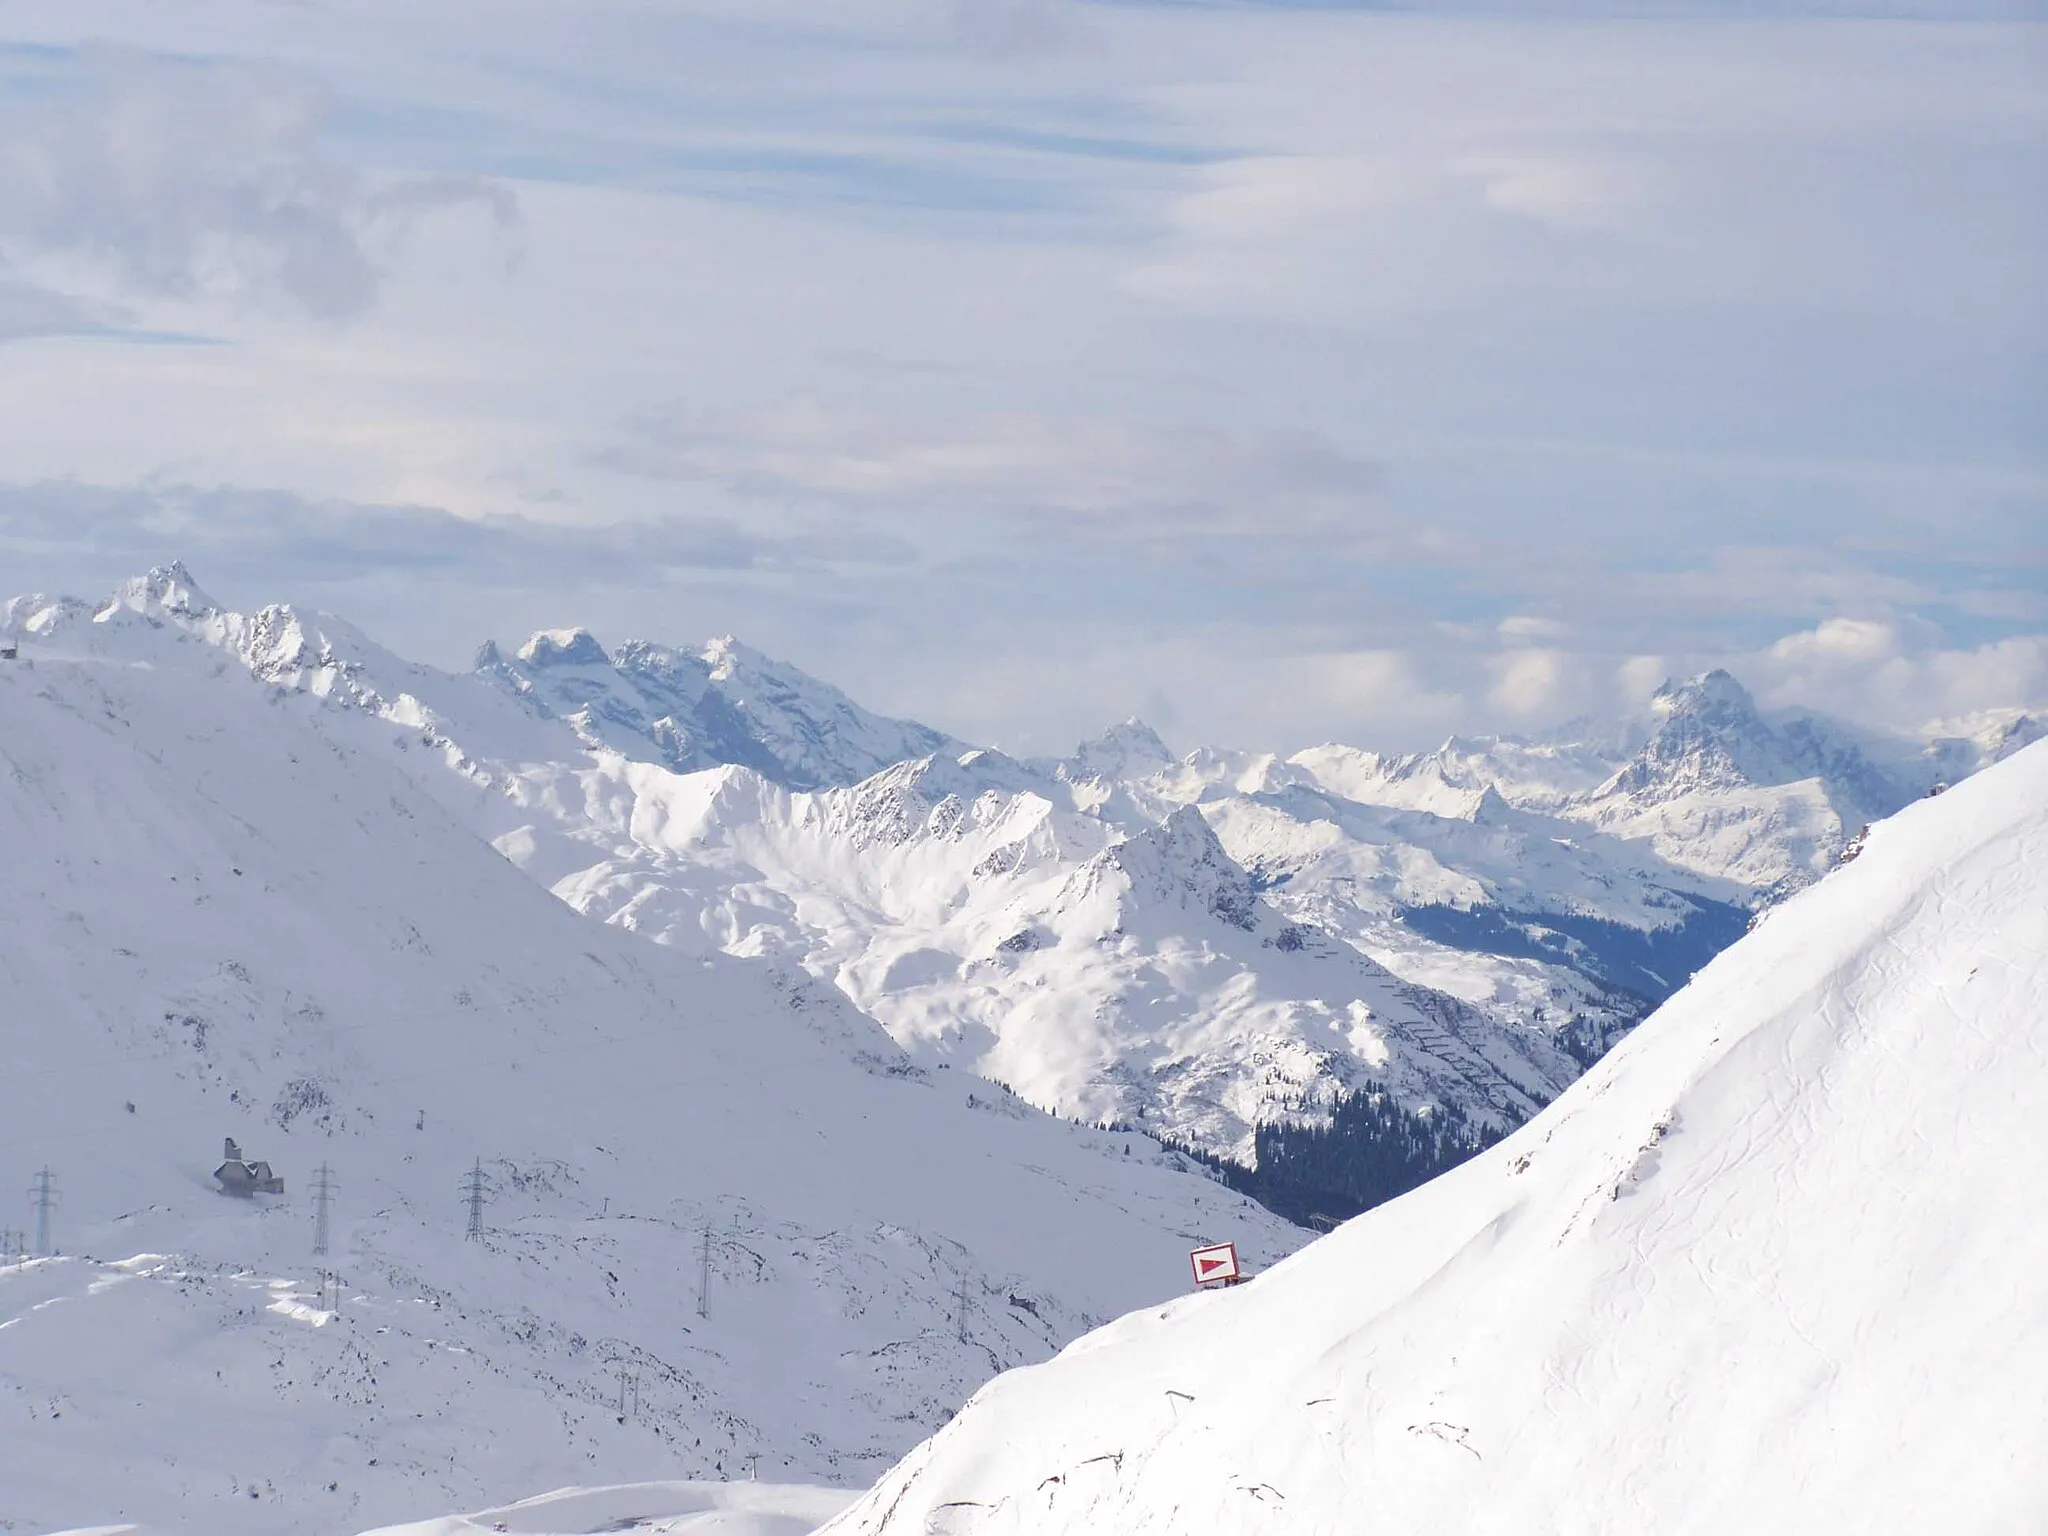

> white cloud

[
  {"left": 1453, "top": 153, "right": 1632, "bottom": 227},
  {"left": 0, "top": 45, "right": 513, "bottom": 320},
  {"left": 1767, "top": 615, "right": 1899, "bottom": 667},
  {"left": 0, "top": 13, "right": 2037, "bottom": 755},
  {"left": 1617, "top": 653, "right": 1669, "bottom": 705},
  {"left": 1498, "top": 613, "right": 1567, "bottom": 642},
  {"left": 1751, "top": 617, "right": 2048, "bottom": 731},
  {"left": 1488, "top": 647, "right": 1574, "bottom": 719},
  {"left": 596, "top": 403, "right": 1405, "bottom": 561}
]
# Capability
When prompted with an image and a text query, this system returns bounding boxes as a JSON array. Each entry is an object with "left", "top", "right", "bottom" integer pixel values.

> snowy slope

[
  {"left": 0, "top": 631, "right": 1303, "bottom": 1536},
  {"left": 823, "top": 738, "right": 2048, "bottom": 1535},
  {"left": 493, "top": 754, "right": 1585, "bottom": 1156},
  {"left": 355, "top": 1481, "right": 856, "bottom": 1536}
]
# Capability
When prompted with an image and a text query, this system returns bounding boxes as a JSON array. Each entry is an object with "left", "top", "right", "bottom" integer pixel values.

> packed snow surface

[{"left": 824, "top": 739, "right": 2048, "bottom": 1534}]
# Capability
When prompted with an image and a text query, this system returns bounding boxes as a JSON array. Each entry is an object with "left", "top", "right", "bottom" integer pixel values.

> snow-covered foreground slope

[
  {"left": 0, "top": 639, "right": 1301, "bottom": 1536},
  {"left": 823, "top": 739, "right": 2048, "bottom": 1535},
  {"left": 355, "top": 1480, "right": 855, "bottom": 1536}
]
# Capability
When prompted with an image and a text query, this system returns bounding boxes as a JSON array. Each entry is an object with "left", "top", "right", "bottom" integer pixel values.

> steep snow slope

[
  {"left": 824, "top": 739, "right": 2048, "bottom": 1535},
  {"left": 0, "top": 633, "right": 1302, "bottom": 1536}
]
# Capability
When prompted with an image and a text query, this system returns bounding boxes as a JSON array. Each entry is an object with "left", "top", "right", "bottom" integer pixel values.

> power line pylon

[
  {"left": 461, "top": 1158, "right": 491, "bottom": 1241},
  {"left": 29, "top": 1168, "right": 57, "bottom": 1256},
  {"left": 697, "top": 1225, "right": 712, "bottom": 1319},
  {"left": 312, "top": 1163, "right": 339, "bottom": 1256}
]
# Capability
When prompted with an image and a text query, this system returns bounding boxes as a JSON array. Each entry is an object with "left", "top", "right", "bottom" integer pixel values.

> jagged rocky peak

[
  {"left": 1468, "top": 784, "right": 1514, "bottom": 822},
  {"left": 1990, "top": 714, "right": 2046, "bottom": 761},
  {"left": 105, "top": 559, "right": 219, "bottom": 619},
  {"left": 1070, "top": 717, "right": 1174, "bottom": 781},
  {"left": 1108, "top": 805, "right": 1258, "bottom": 929},
  {"left": 515, "top": 627, "right": 612, "bottom": 669},
  {"left": 1651, "top": 668, "right": 1758, "bottom": 725},
  {"left": 699, "top": 633, "right": 747, "bottom": 680},
  {"left": 611, "top": 637, "right": 706, "bottom": 684}
]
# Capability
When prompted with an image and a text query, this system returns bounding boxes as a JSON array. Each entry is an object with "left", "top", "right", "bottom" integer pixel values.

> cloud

[
  {"left": 0, "top": 44, "right": 515, "bottom": 320},
  {"left": 1767, "top": 615, "right": 1898, "bottom": 668},
  {"left": 0, "top": 478, "right": 908, "bottom": 589},
  {"left": 1488, "top": 647, "right": 1574, "bottom": 718},
  {"left": 0, "top": 10, "right": 2036, "bottom": 756},
  {"left": 1745, "top": 615, "right": 2048, "bottom": 732},
  {"left": 0, "top": 277, "right": 102, "bottom": 343},
  {"left": 1498, "top": 614, "right": 1567, "bottom": 642},
  {"left": 950, "top": 0, "right": 1093, "bottom": 56},
  {"left": 1296, "top": 648, "right": 1465, "bottom": 739},
  {"left": 596, "top": 404, "right": 1407, "bottom": 562},
  {"left": 1453, "top": 153, "right": 1634, "bottom": 228},
  {"left": 1616, "top": 653, "right": 1668, "bottom": 705}
]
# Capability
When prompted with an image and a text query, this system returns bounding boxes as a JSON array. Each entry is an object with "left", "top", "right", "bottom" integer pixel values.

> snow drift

[{"left": 823, "top": 739, "right": 2048, "bottom": 1534}]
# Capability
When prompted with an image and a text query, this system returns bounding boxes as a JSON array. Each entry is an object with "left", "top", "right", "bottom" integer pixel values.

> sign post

[{"left": 1189, "top": 1241, "right": 1241, "bottom": 1288}]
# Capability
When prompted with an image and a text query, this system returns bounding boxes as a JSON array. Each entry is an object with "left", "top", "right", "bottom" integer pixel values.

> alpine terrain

[
  {"left": 0, "top": 607, "right": 1304, "bottom": 1536},
  {"left": 822, "top": 735, "right": 2048, "bottom": 1534},
  {"left": 5, "top": 568, "right": 2036, "bottom": 1217}
]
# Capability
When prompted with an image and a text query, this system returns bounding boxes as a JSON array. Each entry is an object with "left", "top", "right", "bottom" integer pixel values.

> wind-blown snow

[{"left": 823, "top": 738, "right": 2048, "bottom": 1534}]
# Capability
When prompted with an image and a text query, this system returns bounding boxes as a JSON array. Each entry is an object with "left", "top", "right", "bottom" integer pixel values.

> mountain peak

[
  {"left": 516, "top": 627, "right": 611, "bottom": 668},
  {"left": 1070, "top": 717, "right": 1174, "bottom": 780},
  {"left": 700, "top": 634, "right": 746, "bottom": 681},
  {"left": 105, "top": 560, "right": 218, "bottom": 620},
  {"left": 1107, "top": 805, "right": 1257, "bottom": 929},
  {"left": 1652, "top": 668, "right": 1757, "bottom": 722}
]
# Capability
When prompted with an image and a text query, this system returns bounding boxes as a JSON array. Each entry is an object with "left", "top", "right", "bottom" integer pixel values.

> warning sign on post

[{"left": 1190, "top": 1241, "right": 1240, "bottom": 1287}]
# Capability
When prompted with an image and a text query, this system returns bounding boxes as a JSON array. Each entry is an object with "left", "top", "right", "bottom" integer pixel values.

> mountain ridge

[{"left": 6, "top": 564, "right": 2038, "bottom": 1183}]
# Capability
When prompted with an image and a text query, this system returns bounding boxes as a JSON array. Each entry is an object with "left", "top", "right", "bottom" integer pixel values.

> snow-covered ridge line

[{"left": 6, "top": 563, "right": 2039, "bottom": 1168}]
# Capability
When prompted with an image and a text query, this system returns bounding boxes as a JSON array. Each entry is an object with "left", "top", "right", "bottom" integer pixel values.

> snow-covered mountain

[
  {"left": 0, "top": 620, "right": 1304, "bottom": 1536},
  {"left": 475, "top": 626, "right": 967, "bottom": 790},
  {"left": 822, "top": 735, "right": 2048, "bottom": 1535},
  {"left": 6, "top": 567, "right": 2036, "bottom": 1181}
]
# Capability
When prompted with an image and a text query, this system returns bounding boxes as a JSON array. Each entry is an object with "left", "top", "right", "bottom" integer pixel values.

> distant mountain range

[{"left": 8, "top": 564, "right": 2039, "bottom": 1178}]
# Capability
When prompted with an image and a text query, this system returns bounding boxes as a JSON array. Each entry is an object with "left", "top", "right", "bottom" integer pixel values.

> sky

[{"left": 0, "top": 0, "right": 2042, "bottom": 755}]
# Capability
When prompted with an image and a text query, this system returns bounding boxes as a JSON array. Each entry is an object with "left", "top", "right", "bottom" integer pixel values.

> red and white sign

[{"left": 1190, "top": 1241, "right": 1240, "bottom": 1287}]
